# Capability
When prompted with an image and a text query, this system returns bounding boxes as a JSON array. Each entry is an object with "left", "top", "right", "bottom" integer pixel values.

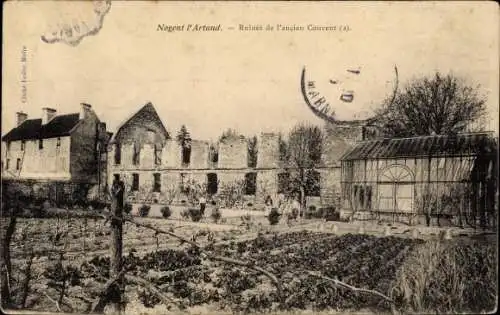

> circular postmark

[{"left": 301, "top": 64, "right": 399, "bottom": 125}]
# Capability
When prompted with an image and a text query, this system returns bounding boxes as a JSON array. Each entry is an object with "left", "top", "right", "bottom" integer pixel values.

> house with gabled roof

[{"left": 1, "top": 103, "right": 110, "bottom": 202}]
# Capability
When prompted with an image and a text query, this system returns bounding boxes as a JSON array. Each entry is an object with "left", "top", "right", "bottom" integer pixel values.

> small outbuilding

[{"left": 340, "top": 132, "right": 498, "bottom": 227}]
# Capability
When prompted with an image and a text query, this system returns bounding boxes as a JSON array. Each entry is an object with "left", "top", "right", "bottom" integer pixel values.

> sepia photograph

[{"left": 1, "top": 1, "right": 498, "bottom": 314}]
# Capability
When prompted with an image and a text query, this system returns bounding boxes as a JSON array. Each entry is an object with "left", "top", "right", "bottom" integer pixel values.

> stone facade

[
  {"left": 218, "top": 137, "right": 247, "bottom": 169},
  {"left": 106, "top": 103, "right": 367, "bottom": 208},
  {"left": 2, "top": 104, "right": 108, "bottom": 183},
  {"left": 1, "top": 104, "right": 110, "bottom": 203}
]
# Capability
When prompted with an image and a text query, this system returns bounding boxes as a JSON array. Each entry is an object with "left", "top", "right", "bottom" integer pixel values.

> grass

[{"left": 390, "top": 237, "right": 497, "bottom": 314}]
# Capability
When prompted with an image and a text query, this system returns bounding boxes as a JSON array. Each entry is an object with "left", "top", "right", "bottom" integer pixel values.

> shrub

[
  {"left": 287, "top": 208, "right": 298, "bottom": 220},
  {"left": 211, "top": 207, "right": 222, "bottom": 223},
  {"left": 268, "top": 208, "right": 281, "bottom": 225},
  {"left": 188, "top": 208, "right": 202, "bottom": 222},
  {"left": 247, "top": 202, "right": 253, "bottom": 208},
  {"left": 323, "top": 206, "right": 339, "bottom": 221},
  {"left": 181, "top": 209, "right": 190, "bottom": 220},
  {"left": 89, "top": 200, "right": 107, "bottom": 210},
  {"left": 160, "top": 206, "right": 171, "bottom": 218},
  {"left": 138, "top": 204, "right": 150, "bottom": 217},
  {"left": 124, "top": 203, "right": 133, "bottom": 215}
]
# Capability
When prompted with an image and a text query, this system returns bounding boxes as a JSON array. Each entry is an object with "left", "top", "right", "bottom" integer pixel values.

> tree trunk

[
  {"left": 300, "top": 186, "right": 306, "bottom": 221},
  {"left": 1, "top": 215, "right": 17, "bottom": 308}
]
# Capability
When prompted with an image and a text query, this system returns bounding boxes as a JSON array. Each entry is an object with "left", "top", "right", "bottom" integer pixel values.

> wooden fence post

[{"left": 109, "top": 178, "right": 125, "bottom": 313}]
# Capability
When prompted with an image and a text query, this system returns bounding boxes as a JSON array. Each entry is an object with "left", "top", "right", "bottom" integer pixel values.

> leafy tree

[
  {"left": 176, "top": 125, "right": 192, "bottom": 165},
  {"left": 176, "top": 125, "right": 192, "bottom": 148},
  {"left": 377, "top": 72, "right": 487, "bottom": 137},
  {"left": 287, "top": 123, "right": 324, "bottom": 216},
  {"left": 247, "top": 135, "right": 258, "bottom": 168}
]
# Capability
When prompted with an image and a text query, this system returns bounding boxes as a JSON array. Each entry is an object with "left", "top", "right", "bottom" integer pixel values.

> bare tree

[
  {"left": 377, "top": 72, "right": 487, "bottom": 137},
  {"left": 287, "top": 123, "right": 324, "bottom": 217}
]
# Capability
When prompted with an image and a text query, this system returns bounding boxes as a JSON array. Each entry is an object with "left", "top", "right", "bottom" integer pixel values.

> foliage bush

[
  {"left": 188, "top": 208, "right": 202, "bottom": 222},
  {"left": 160, "top": 206, "right": 172, "bottom": 219},
  {"left": 211, "top": 207, "right": 222, "bottom": 223},
  {"left": 305, "top": 205, "right": 324, "bottom": 219},
  {"left": 268, "top": 208, "right": 281, "bottom": 225},
  {"left": 138, "top": 204, "right": 150, "bottom": 217},
  {"left": 323, "top": 206, "right": 339, "bottom": 221},
  {"left": 287, "top": 208, "right": 299, "bottom": 220},
  {"left": 181, "top": 209, "right": 190, "bottom": 220},
  {"left": 124, "top": 203, "right": 133, "bottom": 215},
  {"left": 89, "top": 200, "right": 108, "bottom": 211}
]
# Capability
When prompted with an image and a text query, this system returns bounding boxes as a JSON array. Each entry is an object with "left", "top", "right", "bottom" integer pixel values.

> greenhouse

[{"left": 340, "top": 132, "right": 498, "bottom": 228}]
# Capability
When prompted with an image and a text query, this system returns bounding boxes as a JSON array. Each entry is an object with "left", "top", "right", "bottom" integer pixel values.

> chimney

[
  {"left": 16, "top": 112, "right": 28, "bottom": 126},
  {"left": 80, "top": 103, "right": 92, "bottom": 120},
  {"left": 42, "top": 107, "right": 57, "bottom": 125}
]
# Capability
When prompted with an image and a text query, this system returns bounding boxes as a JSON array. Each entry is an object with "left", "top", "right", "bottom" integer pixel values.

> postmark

[
  {"left": 40, "top": 0, "right": 111, "bottom": 47},
  {"left": 301, "top": 65, "right": 399, "bottom": 125}
]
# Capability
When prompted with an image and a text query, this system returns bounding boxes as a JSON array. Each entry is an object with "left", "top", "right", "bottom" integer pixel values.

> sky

[{"left": 2, "top": 1, "right": 499, "bottom": 141}]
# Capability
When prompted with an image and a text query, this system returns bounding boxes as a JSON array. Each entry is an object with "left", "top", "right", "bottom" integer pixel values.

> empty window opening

[
  {"left": 207, "top": 173, "right": 218, "bottom": 195},
  {"left": 154, "top": 144, "right": 162, "bottom": 165},
  {"left": 244, "top": 172, "right": 257, "bottom": 195},
  {"left": 182, "top": 146, "right": 191, "bottom": 166},
  {"left": 133, "top": 143, "right": 140, "bottom": 165},
  {"left": 132, "top": 173, "right": 139, "bottom": 191},
  {"left": 153, "top": 173, "right": 161, "bottom": 192},
  {"left": 114, "top": 143, "right": 121, "bottom": 165}
]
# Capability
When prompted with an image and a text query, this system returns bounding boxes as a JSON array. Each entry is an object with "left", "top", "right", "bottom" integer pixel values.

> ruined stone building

[
  {"left": 108, "top": 102, "right": 362, "bottom": 208},
  {"left": 1, "top": 104, "right": 110, "bottom": 202}
]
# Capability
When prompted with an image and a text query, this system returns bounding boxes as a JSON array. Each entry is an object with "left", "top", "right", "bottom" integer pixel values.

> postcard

[{"left": 1, "top": 1, "right": 498, "bottom": 314}]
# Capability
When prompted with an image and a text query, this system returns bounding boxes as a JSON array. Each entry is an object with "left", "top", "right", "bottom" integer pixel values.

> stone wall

[
  {"left": 257, "top": 133, "right": 280, "bottom": 169},
  {"left": 113, "top": 102, "right": 169, "bottom": 146},
  {"left": 319, "top": 167, "right": 341, "bottom": 207},
  {"left": 218, "top": 138, "right": 247, "bottom": 169},
  {"left": 322, "top": 123, "right": 363, "bottom": 167},
  {"left": 162, "top": 140, "right": 182, "bottom": 168},
  {"left": 256, "top": 169, "right": 278, "bottom": 202},
  {"left": 190, "top": 140, "right": 210, "bottom": 169},
  {"left": 70, "top": 108, "right": 105, "bottom": 183}
]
